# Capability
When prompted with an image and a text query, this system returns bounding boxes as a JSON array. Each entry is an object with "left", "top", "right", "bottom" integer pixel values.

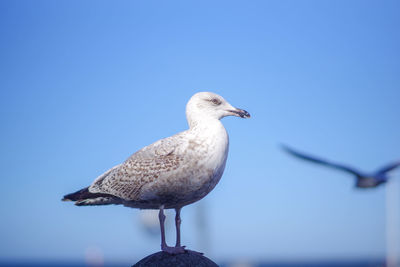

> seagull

[
  {"left": 282, "top": 145, "right": 400, "bottom": 188},
  {"left": 63, "top": 92, "right": 250, "bottom": 254}
]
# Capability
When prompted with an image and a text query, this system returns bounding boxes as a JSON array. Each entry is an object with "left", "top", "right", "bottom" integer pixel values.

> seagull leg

[
  {"left": 158, "top": 205, "right": 168, "bottom": 250},
  {"left": 175, "top": 207, "right": 183, "bottom": 247},
  {"left": 158, "top": 205, "right": 185, "bottom": 254},
  {"left": 175, "top": 206, "right": 203, "bottom": 255}
]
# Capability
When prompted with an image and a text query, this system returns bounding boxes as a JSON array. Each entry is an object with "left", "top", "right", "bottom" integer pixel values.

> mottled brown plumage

[{"left": 63, "top": 92, "right": 250, "bottom": 254}]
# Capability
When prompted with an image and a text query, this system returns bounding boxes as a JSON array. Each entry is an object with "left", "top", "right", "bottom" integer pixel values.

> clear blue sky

[{"left": 1, "top": 0, "right": 399, "bottom": 264}]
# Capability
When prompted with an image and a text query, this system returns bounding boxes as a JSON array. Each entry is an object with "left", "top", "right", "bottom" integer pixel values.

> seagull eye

[{"left": 210, "top": 98, "right": 222, "bottom": 105}]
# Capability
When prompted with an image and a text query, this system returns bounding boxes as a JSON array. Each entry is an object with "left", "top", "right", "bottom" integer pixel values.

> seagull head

[{"left": 186, "top": 92, "right": 250, "bottom": 127}]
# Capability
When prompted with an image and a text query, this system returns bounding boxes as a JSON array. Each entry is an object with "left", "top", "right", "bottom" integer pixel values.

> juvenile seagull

[
  {"left": 282, "top": 145, "right": 400, "bottom": 188},
  {"left": 63, "top": 92, "right": 250, "bottom": 254}
]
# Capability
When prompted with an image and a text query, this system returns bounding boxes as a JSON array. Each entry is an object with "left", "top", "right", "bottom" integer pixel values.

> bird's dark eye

[{"left": 210, "top": 98, "right": 222, "bottom": 105}]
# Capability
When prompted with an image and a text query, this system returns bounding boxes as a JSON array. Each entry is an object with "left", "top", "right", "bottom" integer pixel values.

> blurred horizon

[
  {"left": 0, "top": 0, "right": 399, "bottom": 266},
  {"left": 0, "top": 259, "right": 389, "bottom": 267}
]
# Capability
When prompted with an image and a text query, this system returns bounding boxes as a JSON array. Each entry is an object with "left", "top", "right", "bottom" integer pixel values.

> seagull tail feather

[
  {"left": 62, "top": 187, "right": 121, "bottom": 206},
  {"left": 62, "top": 187, "right": 91, "bottom": 202}
]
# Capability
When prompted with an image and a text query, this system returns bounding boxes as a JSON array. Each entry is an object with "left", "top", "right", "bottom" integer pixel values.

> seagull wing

[
  {"left": 89, "top": 134, "right": 186, "bottom": 200},
  {"left": 375, "top": 161, "right": 400, "bottom": 175},
  {"left": 281, "top": 145, "right": 362, "bottom": 177}
]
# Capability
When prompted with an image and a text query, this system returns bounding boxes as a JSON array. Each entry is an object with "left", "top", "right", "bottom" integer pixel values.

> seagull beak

[{"left": 228, "top": 108, "right": 251, "bottom": 118}]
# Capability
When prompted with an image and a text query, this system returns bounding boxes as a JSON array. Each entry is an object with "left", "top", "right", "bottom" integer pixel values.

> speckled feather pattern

[
  {"left": 70, "top": 92, "right": 250, "bottom": 209},
  {"left": 88, "top": 122, "right": 229, "bottom": 209}
]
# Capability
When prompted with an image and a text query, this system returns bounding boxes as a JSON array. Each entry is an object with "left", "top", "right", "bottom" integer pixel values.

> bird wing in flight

[
  {"left": 375, "top": 161, "right": 400, "bottom": 175},
  {"left": 282, "top": 144, "right": 363, "bottom": 177}
]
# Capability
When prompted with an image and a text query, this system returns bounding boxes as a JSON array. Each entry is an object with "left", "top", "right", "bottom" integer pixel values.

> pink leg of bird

[
  {"left": 175, "top": 206, "right": 204, "bottom": 255},
  {"left": 158, "top": 205, "right": 185, "bottom": 254},
  {"left": 175, "top": 207, "right": 183, "bottom": 247}
]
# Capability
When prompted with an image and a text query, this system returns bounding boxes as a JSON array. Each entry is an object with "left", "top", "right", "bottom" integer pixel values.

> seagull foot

[
  {"left": 161, "top": 245, "right": 186, "bottom": 254},
  {"left": 185, "top": 249, "right": 204, "bottom": 256}
]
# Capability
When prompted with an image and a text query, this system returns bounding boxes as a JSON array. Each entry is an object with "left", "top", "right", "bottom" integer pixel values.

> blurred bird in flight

[{"left": 282, "top": 145, "right": 400, "bottom": 188}]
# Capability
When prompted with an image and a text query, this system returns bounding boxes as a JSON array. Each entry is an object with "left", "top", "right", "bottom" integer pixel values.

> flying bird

[
  {"left": 282, "top": 145, "right": 400, "bottom": 188},
  {"left": 63, "top": 92, "right": 250, "bottom": 254}
]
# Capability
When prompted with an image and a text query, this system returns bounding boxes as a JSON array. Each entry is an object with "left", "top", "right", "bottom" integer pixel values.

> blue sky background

[{"left": 0, "top": 0, "right": 399, "bottom": 265}]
